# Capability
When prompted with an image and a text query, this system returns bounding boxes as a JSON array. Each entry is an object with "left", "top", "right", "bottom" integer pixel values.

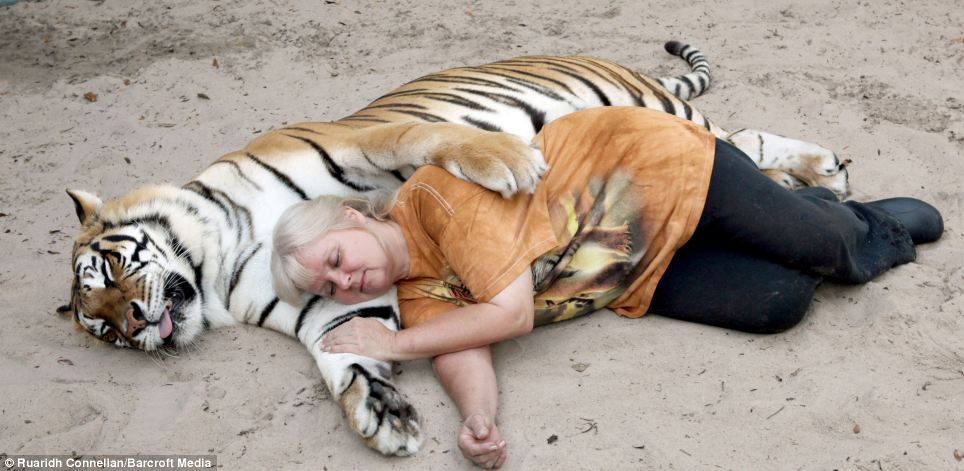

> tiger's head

[{"left": 63, "top": 186, "right": 208, "bottom": 351}]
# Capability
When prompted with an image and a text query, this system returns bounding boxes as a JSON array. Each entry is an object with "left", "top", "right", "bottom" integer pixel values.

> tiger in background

[{"left": 61, "top": 41, "right": 850, "bottom": 456}]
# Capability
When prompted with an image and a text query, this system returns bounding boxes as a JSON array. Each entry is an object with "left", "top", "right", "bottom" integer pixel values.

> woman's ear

[{"left": 343, "top": 206, "right": 366, "bottom": 222}]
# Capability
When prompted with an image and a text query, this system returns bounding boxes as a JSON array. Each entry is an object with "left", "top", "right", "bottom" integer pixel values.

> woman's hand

[
  {"left": 459, "top": 414, "right": 507, "bottom": 469},
  {"left": 320, "top": 317, "right": 398, "bottom": 361}
]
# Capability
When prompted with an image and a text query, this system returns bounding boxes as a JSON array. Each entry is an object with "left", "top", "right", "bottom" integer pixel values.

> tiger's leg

[
  {"left": 761, "top": 169, "right": 805, "bottom": 191},
  {"left": 301, "top": 300, "right": 422, "bottom": 456},
  {"left": 353, "top": 122, "right": 546, "bottom": 198},
  {"left": 311, "top": 348, "right": 422, "bottom": 456},
  {"left": 725, "top": 129, "right": 850, "bottom": 199}
]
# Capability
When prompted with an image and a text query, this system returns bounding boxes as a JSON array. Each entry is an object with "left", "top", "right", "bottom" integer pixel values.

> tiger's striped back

[{"left": 337, "top": 50, "right": 721, "bottom": 141}]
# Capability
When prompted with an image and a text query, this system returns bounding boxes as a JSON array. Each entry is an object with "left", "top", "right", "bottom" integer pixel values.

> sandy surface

[{"left": 1, "top": 1, "right": 962, "bottom": 469}]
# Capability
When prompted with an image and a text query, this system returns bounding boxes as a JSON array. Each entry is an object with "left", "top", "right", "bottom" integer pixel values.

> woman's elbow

[
  {"left": 519, "top": 317, "right": 534, "bottom": 336},
  {"left": 488, "top": 295, "right": 535, "bottom": 339},
  {"left": 511, "top": 305, "right": 534, "bottom": 337}
]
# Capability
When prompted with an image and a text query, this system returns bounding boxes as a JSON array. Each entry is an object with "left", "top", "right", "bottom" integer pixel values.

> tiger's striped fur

[{"left": 63, "top": 42, "right": 848, "bottom": 456}]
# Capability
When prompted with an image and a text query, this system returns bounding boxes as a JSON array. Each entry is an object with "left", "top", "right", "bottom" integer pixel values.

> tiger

[{"left": 61, "top": 41, "right": 850, "bottom": 457}]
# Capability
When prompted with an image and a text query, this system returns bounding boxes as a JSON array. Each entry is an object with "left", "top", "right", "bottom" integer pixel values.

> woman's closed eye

[{"left": 328, "top": 247, "right": 340, "bottom": 297}]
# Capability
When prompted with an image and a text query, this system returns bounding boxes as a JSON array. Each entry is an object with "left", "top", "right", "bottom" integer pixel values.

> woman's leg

[
  {"left": 693, "top": 139, "right": 916, "bottom": 284},
  {"left": 649, "top": 242, "right": 821, "bottom": 334}
]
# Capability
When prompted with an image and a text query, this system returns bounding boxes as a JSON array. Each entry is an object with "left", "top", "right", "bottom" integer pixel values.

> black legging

[{"left": 648, "top": 139, "right": 916, "bottom": 334}]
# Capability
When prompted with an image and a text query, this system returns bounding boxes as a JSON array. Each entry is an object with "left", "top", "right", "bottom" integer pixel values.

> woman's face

[{"left": 295, "top": 227, "right": 396, "bottom": 305}]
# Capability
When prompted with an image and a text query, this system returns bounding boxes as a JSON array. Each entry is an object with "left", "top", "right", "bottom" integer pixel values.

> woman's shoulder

[
  {"left": 396, "top": 165, "right": 489, "bottom": 214},
  {"left": 406, "top": 165, "right": 462, "bottom": 185}
]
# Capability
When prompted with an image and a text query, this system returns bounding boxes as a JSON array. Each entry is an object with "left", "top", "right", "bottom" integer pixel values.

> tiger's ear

[
  {"left": 56, "top": 304, "right": 74, "bottom": 317},
  {"left": 66, "top": 189, "right": 103, "bottom": 226}
]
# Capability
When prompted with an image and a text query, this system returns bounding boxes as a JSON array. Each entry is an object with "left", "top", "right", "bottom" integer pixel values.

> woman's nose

[{"left": 336, "top": 271, "right": 352, "bottom": 290}]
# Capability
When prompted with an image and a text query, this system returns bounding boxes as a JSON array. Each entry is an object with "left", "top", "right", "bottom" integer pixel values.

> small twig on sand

[
  {"left": 578, "top": 417, "right": 598, "bottom": 434},
  {"left": 766, "top": 406, "right": 786, "bottom": 420}
]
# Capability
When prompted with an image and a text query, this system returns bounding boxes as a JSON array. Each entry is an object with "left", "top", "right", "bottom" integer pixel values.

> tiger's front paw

[
  {"left": 337, "top": 364, "right": 422, "bottom": 456},
  {"left": 436, "top": 133, "right": 547, "bottom": 198}
]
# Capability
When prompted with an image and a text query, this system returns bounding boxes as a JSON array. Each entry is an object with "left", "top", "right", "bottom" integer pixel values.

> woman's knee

[
  {"left": 748, "top": 303, "right": 808, "bottom": 334},
  {"left": 744, "top": 277, "right": 818, "bottom": 334}
]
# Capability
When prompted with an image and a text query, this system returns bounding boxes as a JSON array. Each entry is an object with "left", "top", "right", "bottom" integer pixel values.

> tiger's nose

[{"left": 126, "top": 303, "right": 147, "bottom": 336}]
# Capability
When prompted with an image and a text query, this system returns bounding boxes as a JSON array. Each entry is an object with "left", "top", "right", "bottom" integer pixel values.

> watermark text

[{"left": 2, "top": 455, "right": 216, "bottom": 470}]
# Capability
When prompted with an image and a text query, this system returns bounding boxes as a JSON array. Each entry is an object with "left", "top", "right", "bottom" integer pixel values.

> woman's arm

[
  {"left": 393, "top": 268, "right": 534, "bottom": 361},
  {"left": 320, "top": 268, "right": 534, "bottom": 362},
  {"left": 434, "top": 346, "right": 508, "bottom": 468}
]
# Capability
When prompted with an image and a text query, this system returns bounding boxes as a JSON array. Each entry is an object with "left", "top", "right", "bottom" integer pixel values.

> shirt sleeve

[
  {"left": 398, "top": 292, "right": 461, "bottom": 328},
  {"left": 437, "top": 188, "right": 558, "bottom": 303}
]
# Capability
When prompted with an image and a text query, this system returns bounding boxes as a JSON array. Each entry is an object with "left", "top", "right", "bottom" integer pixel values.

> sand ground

[{"left": 1, "top": 1, "right": 962, "bottom": 469}]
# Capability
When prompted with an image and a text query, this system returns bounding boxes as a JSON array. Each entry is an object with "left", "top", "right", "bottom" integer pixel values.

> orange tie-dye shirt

[{"left": 391, "top": 107, "right": 715, "bottom": 328}]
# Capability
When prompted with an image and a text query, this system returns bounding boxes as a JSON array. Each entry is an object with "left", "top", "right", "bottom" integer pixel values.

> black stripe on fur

[
  {"left": 456, "top": 70, "right": 567, "bottom": 101},
  {"left": 257, "top": 297, "right": 279, "bottom": 327},
  {"left": 244, "top": 152, "right": 310, "bottom": 200},
  {"left": 281, "top": 134, "right": 375, "bottom": 192},
  {"left": 227, "top": 242, "right": 262, "bottom": 310},
  {"left": 312, "top": 305, "right": 395, "bottom": 348},
  {"left": 207, "top": 160, "right": 263, "bottom": 191},
  {"left": 295, "top": 295, "right": 323, "bottom": 336},
  {"left": 455, "top": 88, "right": 546, "bottom": 133},
  {"left": 461, "top": 116, "right": 501, "bottom": 132},
  {"left": 478, "top": 65, "right": 577, "bottom": 97},
  {"left": 390, "top": 109, "right": 449, "bottom": 123}
]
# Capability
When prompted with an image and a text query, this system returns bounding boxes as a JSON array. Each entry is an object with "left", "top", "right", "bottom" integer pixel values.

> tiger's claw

[{"left": 336, "top": 363, "right": 422, "bottom": 456}]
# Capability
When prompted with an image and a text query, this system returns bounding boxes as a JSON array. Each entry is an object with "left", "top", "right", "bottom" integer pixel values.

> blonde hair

[{"left": 271, "top": 191, "right": 396, "bottom": 306}]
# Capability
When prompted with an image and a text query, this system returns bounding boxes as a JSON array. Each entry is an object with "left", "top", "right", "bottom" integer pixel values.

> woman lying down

[{"left": 270, "top": 107, "right": 943, "bottom": 469}]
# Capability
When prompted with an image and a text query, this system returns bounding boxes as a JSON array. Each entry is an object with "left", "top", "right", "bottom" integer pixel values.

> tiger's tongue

[{"left": 159, "top": 308, "right": 173, "bottom": 339}]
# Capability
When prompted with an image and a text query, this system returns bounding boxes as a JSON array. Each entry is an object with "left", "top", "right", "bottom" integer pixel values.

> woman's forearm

[
  {"left": 392, "top": 300, "right": 530, "bottom": 361},
  {"left": 391, "top": 268, "right": 534, "bottom": 362},
  {"left": 318, "top": 268, "right": 532, "bottom": 362},
  {"left": 435, "top": 346, "right": 508, "bottom": 467},
  {"left": 433, "top": 346, "right": 499, "bottom": 420},
  {"left": 319, "top": 270, "right": 532, "bottom": 362}
]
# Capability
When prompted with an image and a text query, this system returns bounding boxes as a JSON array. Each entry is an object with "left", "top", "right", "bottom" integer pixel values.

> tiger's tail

[{"left": 656, "top": 41, "right": 713, "bottom": 101}]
